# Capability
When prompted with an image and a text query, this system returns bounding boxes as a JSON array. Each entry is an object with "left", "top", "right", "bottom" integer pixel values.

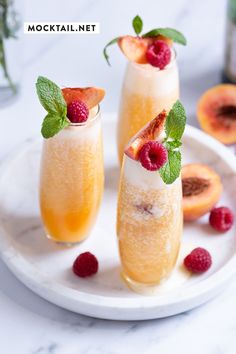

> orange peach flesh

[
  {"left": 197, "top": 84, "right": 236, "bottom": 145},
  {"left": 62, "top": 87, "right": 105, "bottom": 109},
  {"left": 118, "top": 35, "right": 173, "bottom": 64},
  {"left": 118, "top": 36, "right": 152, "bottom": 64},
  {"left": 182, "top": 163, "right": 222, "bottom": 221}
]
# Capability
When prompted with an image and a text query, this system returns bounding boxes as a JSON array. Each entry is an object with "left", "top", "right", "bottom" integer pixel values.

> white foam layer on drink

[
  {"left": 123, "top": 156, "right": 164, "bottom": 189},
  {"left": 53, "top": 105, "right": 100, "bottom": 143},
  {"left": 124, "top": 155, "right": 180, "bottom": 190},
  {"left": 123, "top": 50, "right": 179, "bottom": 96}
]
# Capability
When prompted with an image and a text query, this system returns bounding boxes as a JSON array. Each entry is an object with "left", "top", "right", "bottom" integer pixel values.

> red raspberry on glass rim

[
  {"left": 73, "top": 252, "right": 98, "bottom": 278},
  {"left": 146, "top": 40, "right": 171, "bottom": 69},
  {"left": 139, "top": 141, "right": 168, "bottom": 171},
  {"left": 67, "top": 99, "right": 89, "bottom": 123},
  {"left": 209, "top": 206, "right": 234, "bottom": 232},
  {"left": 184, "top": 247, "right": 212, "bottom": 274}
]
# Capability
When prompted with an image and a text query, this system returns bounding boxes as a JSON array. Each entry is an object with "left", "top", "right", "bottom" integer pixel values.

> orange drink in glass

[
  {"left": 40, "top": 106, "right": 104, "bottom": 244},
  {"left": 117, "top": 110, "right": 184, "bottom": 293},
  {"left": 117, "top": 52, "right": 179, "bottom": 164}
]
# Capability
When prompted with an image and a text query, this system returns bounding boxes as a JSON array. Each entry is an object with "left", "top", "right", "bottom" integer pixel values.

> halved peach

[
  {"left": 125, "top": 110, "right": 167, "bottom": 160},
  {"left": 118, "top": 36, "right": 153, "bottom": 64},
  {"left": 62, "top": 87, "right": 105, "bottom": 109},
  {"left": 197, "top": 84, "right": 236, "bottom": 145},
  {"left": 182, "top": 163, "right": 222, "bottom": 221}
]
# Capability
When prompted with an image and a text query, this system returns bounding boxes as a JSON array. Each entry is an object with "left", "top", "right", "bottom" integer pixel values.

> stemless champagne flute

[
  {"left": 117, "top": 106, "right": 186, "bottom": 294},
  {"left": 36, "top": 77, "right": 105, "bottom": 245},
  {"left": 117, "top": 53, "right": 179, "bottom": 164},
  {"left": 103, "top": 16, "right": 186, "bottom": 165},
  {"left": 40, "top": 105, "right": 104, "bottom": 245}
]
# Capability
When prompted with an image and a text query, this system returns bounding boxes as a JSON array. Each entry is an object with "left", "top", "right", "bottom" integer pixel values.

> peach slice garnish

[
  {"left": 62, "top": 87, "right": 105, "bottom": 109},
  {"left": 118, "top": 35, "right": 173, "bottom": 64},
  {"left": 125, "top": 110, "right": 167, "bottom": 160},
  {"left": 118, "top": 36, "right": 153, "bottom": 64}
]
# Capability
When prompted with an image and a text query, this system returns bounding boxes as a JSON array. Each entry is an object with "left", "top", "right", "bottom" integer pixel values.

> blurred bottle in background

[
  {"left": 0, "top": 0, "right": 22, "bottom": 107},
  {"left": 223, "top": 0, "right": 236, "bottom": 83}
]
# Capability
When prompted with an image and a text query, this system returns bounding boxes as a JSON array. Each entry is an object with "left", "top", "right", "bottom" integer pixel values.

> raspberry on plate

[
  {"left": 139, "top": 141, "right": 167, "bottom": 171},
  {"left": 146, "top": 40, "right": 171, "bottom": 69},
  {"left": 73, "top": 252, "right": 98, "bottom": 278},
  {"left": 184, "top": 247, "right": 212, "bottom": 273},
  {"left": 209, "top": 206, "right": 234, "bottom": 232},
  {"left": 67, "top": 99, "right": 89, "bottom": 123}
]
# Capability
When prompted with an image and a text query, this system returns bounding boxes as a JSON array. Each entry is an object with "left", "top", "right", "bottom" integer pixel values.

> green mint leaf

[
  {"left": 41, "top": 113, "right": 69, "bottom": 139},
  {"left": 142, "top": 27, "right": 187, "bottom": 45},
  {"left": 103, "top": 37, "right": 119, "bottom": 66},
  {"left": 165, "top": 100, "right": 186, "bottom": 140},
  {"left": 165, "top": 140, "right": 182, "bottom": 150},
  {"left": 36, "top": 76, "right": 67, "bottom": 116},
  {"left": 159, "top": 150, "right": 181, "bottom": 184},
  {"left": 132, "top": 15, "right": 143, "bottom": 35}
]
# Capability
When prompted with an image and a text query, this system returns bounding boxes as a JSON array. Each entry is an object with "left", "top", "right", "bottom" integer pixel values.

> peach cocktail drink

[
  {"left": 36, "top": 77, "right": 105, "bottom": 244},
  {"left": 117, "top": 102, "right": 186, "bottom": 292},
  {"left": 117, "top": 56, "right": 179, "bottom": 163},
  {"left": 103, "top": 15, "right": 186, "bottom": 164},
  {"left": 40, "top": 108, "right": 103, "bottom": 244}
]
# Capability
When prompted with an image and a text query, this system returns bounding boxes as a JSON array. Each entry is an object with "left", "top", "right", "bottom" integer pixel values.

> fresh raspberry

[
  {"left": 184, "top": 247, "right": 212, "bottom": 273},
  {"left": 67, "top": 99, "right": 89, "bottom": 123},
  {"left": 139, "top": 141, "right": 167, "bottom": 171},
  {"left": 146, "top": 40, "right": 171, "bottom": 69},
  {"left": 209, "top": 206, "right": 234, "bottom": 232},
  {"left": 73, "top": 252, "right": 98, "bottom": 277}
]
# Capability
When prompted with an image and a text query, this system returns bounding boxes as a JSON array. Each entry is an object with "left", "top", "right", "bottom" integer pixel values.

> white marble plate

[{"left": 0, "top": 114, "right": 236, "bottom": 320}]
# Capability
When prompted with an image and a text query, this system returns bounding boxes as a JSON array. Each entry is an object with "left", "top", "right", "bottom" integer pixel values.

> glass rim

[
  {"left": 130, "top": 48, "right": 177, "bottom": 72},
  {"left": 68, "top": 104, "right": 100, "bottom": 127}
]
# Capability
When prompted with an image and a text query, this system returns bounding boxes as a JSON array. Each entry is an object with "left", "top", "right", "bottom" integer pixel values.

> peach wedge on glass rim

[{"left": 62, "top": 87, "right": 105, "bottom": 109}]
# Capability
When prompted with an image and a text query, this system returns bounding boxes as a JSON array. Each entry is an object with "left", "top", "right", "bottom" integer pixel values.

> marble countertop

[{"left": 1, "top": 0, "right": 236, "bottom": 353}]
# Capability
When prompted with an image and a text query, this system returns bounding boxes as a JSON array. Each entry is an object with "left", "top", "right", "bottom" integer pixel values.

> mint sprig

[
  {"left": 41, "top": 113, "right": 68, "bottom": 139},
  {"left": 159, "top": 150, "right": 181, "bottom": 185},
  {"left": 103, "top": 37, "right": 119, "bottom": 66},
  {"left": 165, "top": 140, "right": 182, "bottom": 150},
  {"left": 36, "top": 76, "right": 67, "bottom": 116},
  {"left": 159, "top": 100, "right": 186, "bottom": 185},
  {"left": 165, "top": 100, "right": 186, "bottom": 140},
  {"left": 132, "top": 15, "right": 143, "bottom": 35},
  {"left": 36, "top": 76, "right": 69, "bottom": 139},
  {"left": 142, "top": 28, "right": 187, "bottom": 46},
  {"left": 103, "top": 15, "right": 186, "bottom": 65}
]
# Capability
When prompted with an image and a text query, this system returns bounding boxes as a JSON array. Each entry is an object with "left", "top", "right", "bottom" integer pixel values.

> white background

[{"left": 1, "top": 1, "right": 236, "bottom": 354}]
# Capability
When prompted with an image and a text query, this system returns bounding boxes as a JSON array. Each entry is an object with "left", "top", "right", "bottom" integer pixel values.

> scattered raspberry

[
  {"left": 146, "top": 40, "right": 171, "bottom": 69},
  {"left": 67, "top": 99, "right": 89, "bottom": 123},
  {"left": 209, "top": 206, "right": 234, "bottom": 232},
  {"left": 184, "top": 247, "right": 212, "bottom": 273},
  {"left": 73, "top": 252, "right": 98, "bottom": 277},
  {"left": 139, "top": 141, "right": 167, "bottom": 171}
]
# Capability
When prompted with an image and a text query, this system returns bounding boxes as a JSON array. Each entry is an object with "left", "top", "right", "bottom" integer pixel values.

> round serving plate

[{"left": 0, "top": 113, "right": 236, "bottom": 321}]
